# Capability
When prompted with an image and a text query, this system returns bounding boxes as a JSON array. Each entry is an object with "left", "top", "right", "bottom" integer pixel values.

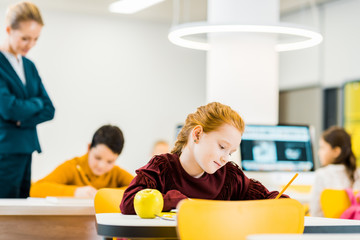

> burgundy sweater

[{"left": 120, "top": 153, "right": 287, "bottom": 214}]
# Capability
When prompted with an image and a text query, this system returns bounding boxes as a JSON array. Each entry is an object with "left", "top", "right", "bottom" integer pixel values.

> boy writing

[{"left": 30, "top": 125, "right": 133, "bottom": 198}]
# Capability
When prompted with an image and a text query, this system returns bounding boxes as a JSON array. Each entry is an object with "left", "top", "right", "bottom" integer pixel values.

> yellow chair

[
  {"left": 279, "top": 184, "right": 312, "bottom": 216},
  {"left": 320, "top": 189, "right": 355, "bottom": 218},
  {"left": 176, "top": 198, "right": 304, "bottom": 240},
  {"left": 94, "top": 189, "right": 126, "bottom": 240},
  {"left": 94, "top": 188, "right": 125, "bottom": 214},
  {"left": 282, "top": 184, "right": 312, "bottom": 194}
]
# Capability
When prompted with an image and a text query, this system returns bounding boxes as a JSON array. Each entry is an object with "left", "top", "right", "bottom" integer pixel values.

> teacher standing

[{"left": 0, "top": 1, "right": 55, "bottom": 198}]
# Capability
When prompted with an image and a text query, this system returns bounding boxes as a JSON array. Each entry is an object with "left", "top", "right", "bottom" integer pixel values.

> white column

[{"left": 206, "top": 0, "right": 279, "bottom": 125}]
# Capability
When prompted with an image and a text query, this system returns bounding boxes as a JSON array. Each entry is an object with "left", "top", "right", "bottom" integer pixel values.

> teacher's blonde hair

[
  {"left": 6, "top": 1, "right": 44, "bottom": 29},
  {"left": 171, "top": 102, "right": 245, "bottom": 156}
]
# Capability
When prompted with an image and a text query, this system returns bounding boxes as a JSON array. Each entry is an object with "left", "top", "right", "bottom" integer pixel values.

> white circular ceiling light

[{"left": 168, "top": 22, "right": 323, "bottom": 52}]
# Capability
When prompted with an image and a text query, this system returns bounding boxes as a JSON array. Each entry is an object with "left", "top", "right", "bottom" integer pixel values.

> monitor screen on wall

[{"left": 240, "top": 125, "right": 314, "bottom": 172}]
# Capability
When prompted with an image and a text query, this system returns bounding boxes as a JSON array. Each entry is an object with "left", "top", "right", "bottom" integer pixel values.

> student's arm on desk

[
  {"left": 30, "top": 181, "right": 78, "bottom": 197},
  {"left": 243, "top": 177, "right": 289, "bottom": 200},
  {"left": 30, "top": 161, "right": 79, "bottom": 197},
  {"left": 120, "top": 170, "right": 187, "bottom": 214}
]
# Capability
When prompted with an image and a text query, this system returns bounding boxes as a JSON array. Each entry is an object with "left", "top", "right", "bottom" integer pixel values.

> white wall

[
  {"left": 279, "top": 3, "right": 322, "bottom": 90},
  {"left": 323, "top": 0, "right": 360, "bottom": 86},
  {"left": 0, "top": 4, "right": 206, "bottom": 180},
  {"left": 280, "top": 0, "right": 360, "bottom": 90},
  {"left": 2, "top": 0, "right": 360, "bottom": 181}
]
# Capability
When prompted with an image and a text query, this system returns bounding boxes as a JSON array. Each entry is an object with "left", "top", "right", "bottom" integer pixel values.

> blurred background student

[
  {"left": 310, "top": 126, "right": 360, "bottom": 217},
  {"left": 30, "top": 125, "right": 133, "bottom": 198},
  {"left": 151, "top": 140, "right": 170, "bottom": 156},
  {"left": 0, "top": 1, "right": 55, "bottom": 198}
]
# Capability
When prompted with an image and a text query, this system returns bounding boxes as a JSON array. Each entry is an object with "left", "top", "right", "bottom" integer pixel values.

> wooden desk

[
  {"left": 0, "top": 198, "right": 101, "bottom": 240},
  {"left": 96, "top": 215, "right": 360, "bottom": 239}
]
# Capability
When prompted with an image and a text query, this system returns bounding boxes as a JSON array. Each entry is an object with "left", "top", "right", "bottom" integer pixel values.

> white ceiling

[{"left": 2, "top": 0, "right": 336, "bottom": 23}]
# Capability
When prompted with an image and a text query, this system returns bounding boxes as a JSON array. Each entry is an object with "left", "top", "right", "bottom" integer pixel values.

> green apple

[{"left": 134, "top": 188, "right": 164, "bottom": 219}]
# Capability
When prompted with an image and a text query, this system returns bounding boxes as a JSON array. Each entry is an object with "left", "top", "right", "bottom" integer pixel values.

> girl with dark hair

[{"left": 310, "top": 126, "right": 360, "bottom": 217}]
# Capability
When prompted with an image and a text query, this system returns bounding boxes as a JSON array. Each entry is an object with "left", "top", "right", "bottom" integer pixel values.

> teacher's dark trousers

[{"left": 0, "top": 154, "right": 32, "bottom": 198}]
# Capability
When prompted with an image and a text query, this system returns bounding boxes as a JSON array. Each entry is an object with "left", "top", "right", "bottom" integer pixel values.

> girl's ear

[
  {"left": 333, "top": 146, "right": 341, "bottom": 159},
  {"left": 87, "top": 143, "right": 91, "bottom": 152},
  {"left": 192, "top": 125, "right": 203, "bottom": 142}
]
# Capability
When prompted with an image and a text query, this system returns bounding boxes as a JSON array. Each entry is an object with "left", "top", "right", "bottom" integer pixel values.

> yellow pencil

[
  {"left": 76, "top": 165, "right": 92, "bottom": 186},
  {"left": 275, "top": 173, "right": 299, "bottom": 199}
]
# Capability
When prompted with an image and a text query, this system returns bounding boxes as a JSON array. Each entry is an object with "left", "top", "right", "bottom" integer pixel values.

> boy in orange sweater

[{"left": 30, "top": 125, "right": 133, "bottom": 198}]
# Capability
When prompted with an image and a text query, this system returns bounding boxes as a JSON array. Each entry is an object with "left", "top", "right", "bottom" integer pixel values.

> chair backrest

[
  {"left": 94, "top": 188, "right": 124, "bottom": 214},
  {"left": 176, "top": 198, "right": 304, "bottom": 240},
  {"left": 320, "top": 189, "right": 352, "bottom": 218}
]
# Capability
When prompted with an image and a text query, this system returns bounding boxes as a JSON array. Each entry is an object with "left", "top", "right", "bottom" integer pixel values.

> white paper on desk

[
  {"left": 27, "top": 197, "right": 93, "bottom": 205},
  {"left": 46, "top": 197, "right": 93, "bottom": 205}
]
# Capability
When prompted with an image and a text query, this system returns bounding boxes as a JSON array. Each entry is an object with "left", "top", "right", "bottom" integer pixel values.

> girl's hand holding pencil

[{"left": 275, "top": 173, "right": 299, "bottom": 199}]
